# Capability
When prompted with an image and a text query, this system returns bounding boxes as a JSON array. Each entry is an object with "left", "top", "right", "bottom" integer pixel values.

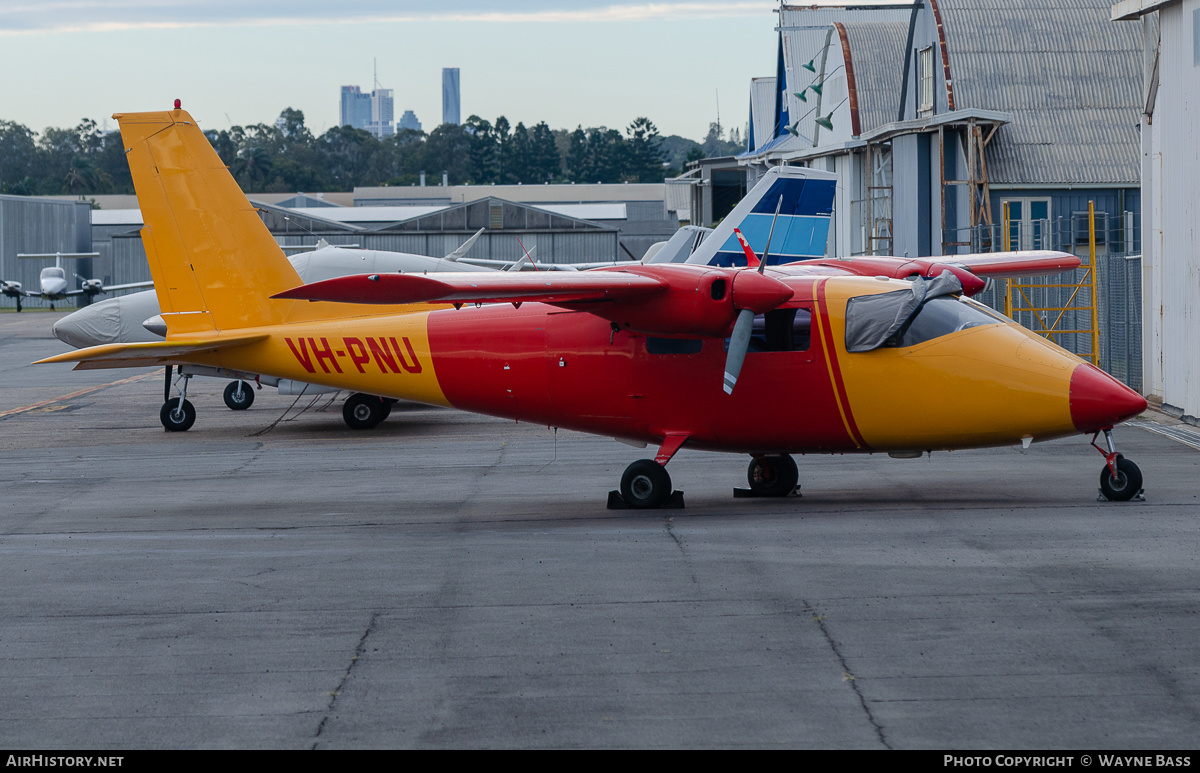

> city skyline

[{"left": 0, "top": 1, "right": 780, "bottom": 140}]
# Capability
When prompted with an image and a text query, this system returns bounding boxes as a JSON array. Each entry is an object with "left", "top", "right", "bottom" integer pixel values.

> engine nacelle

[
  {"left": 80, "top": 279, "right": 104, "bottom": 296},
  {"left": 1, "top": 280, "right": 22, "bottom": 297},
  {"left": 580, "top": 265, "right": 793, "bottom": 339}
]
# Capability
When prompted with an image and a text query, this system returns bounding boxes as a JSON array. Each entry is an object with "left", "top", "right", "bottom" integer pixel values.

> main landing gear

[
  {"left": 160, "top": 366, "right": 195, "bottom": 432},
  {"left": 608, "top": 445, "right": 803, "bottom": 510},
  {"left": 739, "top": 454, "right": 800, "bottom": 498},
  {"left": 343, "top": 393, "right": 394, "bottom": 430},
  {"left": 223, "top": 380, "right": 255, "bottom": 410},
  {"left": 609, "top": 435, "right": 803, "bottom": 509},
  {"left": 1093, "top": 428, "right": 1144, "bottom": 502},
  {"left": 609, "top": 434, "right": 688, "bottom": 509}
]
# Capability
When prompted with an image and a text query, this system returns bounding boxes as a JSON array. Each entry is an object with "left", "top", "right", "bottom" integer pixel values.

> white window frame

[
  {"left": 1001, "top": 197, "right": 1052, "bottom": 250},
  {"left": 918, "top": 47, "right": 935, "bottom": 117}
]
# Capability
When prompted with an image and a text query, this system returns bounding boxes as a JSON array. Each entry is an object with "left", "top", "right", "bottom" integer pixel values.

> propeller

[{"left": 724, "top": 196, "right": 792, "bottom": 394}]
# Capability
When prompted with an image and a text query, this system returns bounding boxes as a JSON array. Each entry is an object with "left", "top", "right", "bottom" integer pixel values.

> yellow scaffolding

[{"left": 1002, "top": 201, "right": 1100, "bottom": 366}]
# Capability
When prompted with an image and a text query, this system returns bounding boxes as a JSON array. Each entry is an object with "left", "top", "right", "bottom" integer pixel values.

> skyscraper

[
  {"left": 398, "top": 110, "right": 422, "bottom": 133},
  {"left": 442, "top": 68, "right": 461, "bottom": 126},
  {"left": 340, "top": 86, "right": 372, "bottom": 131},
  {"left": 339, "top": 84, "right": 395, "bottom": 139}
]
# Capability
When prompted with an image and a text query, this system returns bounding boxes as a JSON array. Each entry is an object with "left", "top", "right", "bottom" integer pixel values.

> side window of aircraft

[
  {"left": 885, "top": 297, "right": 999, "bottom": 348},
  {"left": 646, "top": 337, "right": 704, "bottom": 355},
  {"left": 725, "top": 307, "right": 812, "bottom": 354}
]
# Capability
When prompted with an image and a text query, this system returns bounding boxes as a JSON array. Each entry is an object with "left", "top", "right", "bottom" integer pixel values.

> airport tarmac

[{"left": 1, "top": 310, "right": 1198, "bottom": 749}]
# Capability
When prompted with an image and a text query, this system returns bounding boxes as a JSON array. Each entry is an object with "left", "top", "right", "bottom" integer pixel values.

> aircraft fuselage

[{"left": 176, "top": 274, "right": 1143, "bottom": 456}]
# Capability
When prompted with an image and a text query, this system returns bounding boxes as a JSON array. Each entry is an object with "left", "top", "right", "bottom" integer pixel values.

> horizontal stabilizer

[
  {"left": 35, "top": 333, "right": 268, "bottom": 371},
  {"left": 273, "top": 270, "right": 667, "bottom": 306}
]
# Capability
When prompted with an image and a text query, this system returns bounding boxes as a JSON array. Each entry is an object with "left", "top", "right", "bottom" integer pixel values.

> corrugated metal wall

[
  {"left": 0, "top": 196, "right": 93, "bottom": 309},
  {"left": 115, "top": 229, "right": 620, "bottom": 271}
]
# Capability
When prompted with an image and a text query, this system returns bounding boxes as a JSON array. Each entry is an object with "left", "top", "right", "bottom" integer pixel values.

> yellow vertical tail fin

[{"left": 116, "top": 108, "right": 301, "bottom": 334}]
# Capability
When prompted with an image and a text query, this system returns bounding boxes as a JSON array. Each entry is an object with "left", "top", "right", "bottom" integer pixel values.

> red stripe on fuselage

[{"left": 815, "top": 279, "right": 869, "bottom": 451}]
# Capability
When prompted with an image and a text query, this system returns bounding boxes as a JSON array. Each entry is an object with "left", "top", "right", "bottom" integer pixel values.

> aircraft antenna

[{"left": 759, "top": 195, "right": 783, "bottom": 273}]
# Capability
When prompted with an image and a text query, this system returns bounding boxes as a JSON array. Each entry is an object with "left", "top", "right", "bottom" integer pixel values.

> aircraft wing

[
  {"left": 941, "top": 251, "right": 1082, "bottom": 278},
  {"left": 100, "top": 280, "right": 155, "bottom": 293},
  {"left": 34, "top": 333, "right": 269, "bottom": 370},
  {"left": 273, "top": 270, "right": 666, "bottom": 306},
  {"left": 792, "top": 250, "right": 1081, "bottom": 296},
  {"left": 454, "top": 258, "right": 578, "bottom": 271}
]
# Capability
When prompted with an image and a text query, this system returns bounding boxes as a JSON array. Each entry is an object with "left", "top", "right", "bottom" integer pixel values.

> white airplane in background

[
  {"left": 51, "top": 230, "right": 510, "bottom": 430},
  {"left": 1, "top": 252, "right": 153, "bottom": 311},
  {"left": 51, "top": 225, "right": 714, "bottom": 430}
]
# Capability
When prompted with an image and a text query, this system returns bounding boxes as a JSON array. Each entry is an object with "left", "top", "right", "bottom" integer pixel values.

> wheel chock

[
  {"left": 607, "top": 490, "right": 629, "bottom": 509},
  {"left": 733, "top": 486, "right": 802, "bottom": 498},
  {"left": 607, "top": 490, "right": 686, "bottom": 510},
  {"left": 1097, "top": 488, "right": 1146, "bottom": 503}
]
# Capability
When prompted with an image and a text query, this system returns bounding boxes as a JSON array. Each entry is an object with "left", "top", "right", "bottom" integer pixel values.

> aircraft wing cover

[
  {"left": 946, "top": 251, "right": 1080, "bottom": 278},
  {"left": 844, "top": 271, "right": 964, "bottom": 353},
  {"left": 273, "top": 271, "right": 667, "bottom": 306}
]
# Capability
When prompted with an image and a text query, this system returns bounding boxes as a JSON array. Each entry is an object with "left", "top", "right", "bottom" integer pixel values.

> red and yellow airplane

[{"left": 38, "top": 107, "right": 1148, "bottom": 507}]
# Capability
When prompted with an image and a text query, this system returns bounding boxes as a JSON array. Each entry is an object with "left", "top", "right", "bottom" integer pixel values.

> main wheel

[
  {"left": 343, "top": 393, "right": 387, "bottom": 430},
  {"left": 160, "top": 398, "right": 196, "bottom": 432},
  {"left": 1100, "top": 457, "right": 1142, "bottom": 501},
  {"left": 223, "top": 380, "right": 255, "bottom": 410},
  {"left": 620, "top": 459, "right": 673, "bottom": 509},
  {"left": 747, "top": 454, "right": 799, "bottom": 497}
]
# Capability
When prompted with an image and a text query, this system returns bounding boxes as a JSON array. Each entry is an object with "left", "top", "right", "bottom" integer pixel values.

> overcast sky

[{"left": 0, "top": 1, "right": 795, "bottom": 140}]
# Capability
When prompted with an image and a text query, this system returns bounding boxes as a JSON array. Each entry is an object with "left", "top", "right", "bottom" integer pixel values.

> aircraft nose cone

[
  {"left": 1069, "top": 363, "right": 1147, "bottom": 432},
  {"left": 51, "top": 298, "right": 123, "bottom": 348},
  {"left": 51, "top": 313, "right": 92, "bottom": 348}
]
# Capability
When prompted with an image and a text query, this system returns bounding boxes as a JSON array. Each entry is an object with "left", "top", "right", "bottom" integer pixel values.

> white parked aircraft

[
  {"left": 50, "top": 222, "right": 718, "bottom": 430},
  {"left": 52, "top": 232, "right": 508, "bottom": 430},
  {"left": 2, "top": 252, "right": 153, "bottom": 311}
]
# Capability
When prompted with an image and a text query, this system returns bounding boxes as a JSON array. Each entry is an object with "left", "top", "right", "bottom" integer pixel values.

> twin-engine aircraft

[
  {"left": 2, "top": 252, "right": 152, "bottom": 311},
  {"left": 38, "top": 107, "right": 1148, "bottom": 506}
]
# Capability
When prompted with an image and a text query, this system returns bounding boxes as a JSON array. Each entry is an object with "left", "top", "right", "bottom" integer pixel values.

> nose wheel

[{"left": 1093, "top": 429, "right": 1143, "bottom": 502}]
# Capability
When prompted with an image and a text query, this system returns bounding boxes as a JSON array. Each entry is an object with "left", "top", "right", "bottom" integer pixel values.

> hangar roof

[
  {"left": 933, "top": 0, "right": 1142, "bottom": 185},
  {"left": 838, "top": 21, "right": 910, "bottom": 135}
]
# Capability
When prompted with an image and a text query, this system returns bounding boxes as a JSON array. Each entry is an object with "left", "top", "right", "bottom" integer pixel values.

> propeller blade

[{"left": 723, "top": 307, "right": 756, "bottom": 394}]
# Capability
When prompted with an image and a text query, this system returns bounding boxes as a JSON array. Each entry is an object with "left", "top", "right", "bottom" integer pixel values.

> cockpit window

[
  {"left": 724, "top": 308, "right": 813, "bottom": 354},
  {"left": 41, "top": 268, "right": 65, "bottom": 279},
  {"left": 882, "top": 296, "right": 1000, "bottom": 348},
  {"left": 845, "top": 273, "right": 1003, "bottom": 352}
]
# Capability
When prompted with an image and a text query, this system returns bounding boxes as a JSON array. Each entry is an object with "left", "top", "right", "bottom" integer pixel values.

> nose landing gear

[{"left": 1093, "top": 429, "right": 1143, "bottom": 502}]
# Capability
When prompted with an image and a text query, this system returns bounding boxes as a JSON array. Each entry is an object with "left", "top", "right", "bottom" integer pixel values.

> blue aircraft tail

[{"left": 686, "top": 166, "right": 835, "bottom": 267}]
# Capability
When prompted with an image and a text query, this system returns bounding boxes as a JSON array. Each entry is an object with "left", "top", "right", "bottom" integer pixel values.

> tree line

[{"left": 0, "top": 109, "right": 744, "bottom": 197}]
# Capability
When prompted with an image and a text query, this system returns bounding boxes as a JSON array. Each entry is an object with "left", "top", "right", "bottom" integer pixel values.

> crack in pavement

[
  {"left": 806, "top": 600, "right": 891, "bottom": 749},
  {"left": 312, "top": 610, "right": 379, "bottom": 749}
]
